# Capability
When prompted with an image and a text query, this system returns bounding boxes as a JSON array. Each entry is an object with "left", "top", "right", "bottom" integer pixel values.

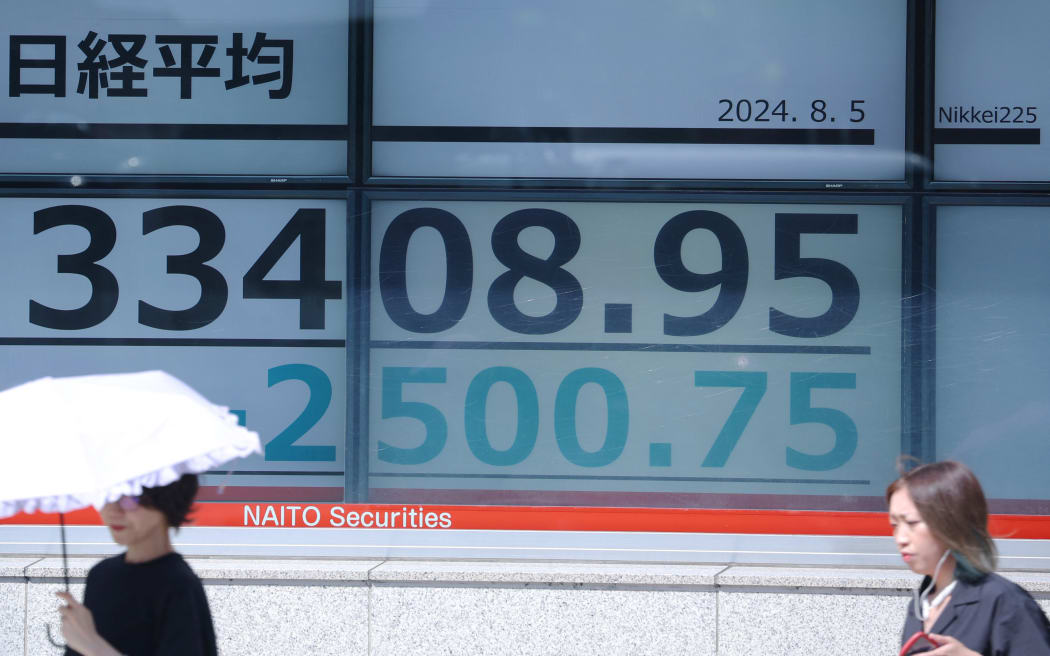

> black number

[
  {"left": 770, "top": 213, "right": 859, "bottom": 338},
  {"left": 138, "top": 206, "right": 228, "bottom": 330},
  {"left": 719, "top": 100, "right": 771, "bottom": 122},
  {"left": 487, "top": 208, "right": 582, "bottom": 334},
  {"left": 998, "top": 106, "right": 1010, "bottom": 123},
  {"left": 30, "top": 205, "right": 118, "bottom": 330},
  {"left": 735, "top": 99, "right": 752, "bottom": 122},
  {"left": 1012, "top": 106, "right": 1024, "bottom": 123},
  {"left": 754, "top": 99, "right": 770, "bottom": 122},
  {"left": 654, "top": 210, "right": 748, "bottom": 336},
  {"left": 811, "top": 99, "right": 827, "bottom": 122},
  {"left": 850, "top": 100, "right": 865, "bottom": 123},
  {"left": 718, "top": 99, "right": 733, "bottom": 121},
  {"left": 243, "top": 208, "right": 341, "bottom": 329},
  {"left": 772, "top": 100, "right": 788, "bottom": 121},
  {"left": 379, "top": 207, "right": 473, "bottom": 333},
  {"left": 1027, "top": 106, "right": 1037, "bottom": 123}
]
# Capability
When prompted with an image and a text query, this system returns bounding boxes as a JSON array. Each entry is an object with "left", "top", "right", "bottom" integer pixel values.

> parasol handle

[
  {"left": 46, "top": 512, "right": 70, "bottom": 649},
  {"left": 59, "top": 511, "right": 69, "bottom": 592}
]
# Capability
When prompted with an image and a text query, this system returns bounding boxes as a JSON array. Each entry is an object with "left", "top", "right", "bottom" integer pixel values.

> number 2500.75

[{"left": 379, "top": 366, "right": 857, "bottom": 472}]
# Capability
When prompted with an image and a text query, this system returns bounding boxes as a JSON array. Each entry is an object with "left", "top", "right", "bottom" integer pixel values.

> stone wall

[{"left": 4, "top": 557, "right": 1050, "bottom": 655}]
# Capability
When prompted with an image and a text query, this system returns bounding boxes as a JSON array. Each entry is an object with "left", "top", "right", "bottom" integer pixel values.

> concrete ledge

[
  {"left": 369, "top": 560, "right": 722, "bottom": 586},
  {"left": 1001, "top": 570, "right": 1050, "bottom": 594},
  {"left": 24, "top": 557, "right": 96, "bottom": 579},
  {"left": 12, "top": 559, "right": 1050, "bottom": 655},
  {"left": 0, "top": 557, "right": 40, "bottom": 577},
  {"left": 25, "top": 556, "right": 383, "bottom": 582},
  {"left": 188, "top": 558, "right": 382, "bottom": 582},
  {"left": 717, "top": 565, "right": 918, "bottom": 590}
]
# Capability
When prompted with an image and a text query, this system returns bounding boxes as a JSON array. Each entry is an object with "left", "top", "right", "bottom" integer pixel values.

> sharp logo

[{"left": 270, "top": 178, "right": 288, "bottom": 183}]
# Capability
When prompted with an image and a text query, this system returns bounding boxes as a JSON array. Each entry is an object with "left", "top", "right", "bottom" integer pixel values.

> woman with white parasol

[
  {"left": 0, "top": 370, "right": 261, "bottom": 655},
  {"left": 59, "top": 474, "right": 216, "bottom": 656}
]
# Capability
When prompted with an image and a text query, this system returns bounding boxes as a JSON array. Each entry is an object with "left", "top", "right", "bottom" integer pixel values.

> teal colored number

[
  {"left": 464, "top": 367, "right": 539, "bottom": 465},
  {"left": 555, "top": 368, "right": 629, "bottom": 467},
  {"left": 694, "top": 371, "right": 767, "bottom": 467},
  {"left": 265, "top": 364, "right": 335, "bottom": 462},
  {"left": 787, "top": 372, "right": 857, "bottom": 471},
  {"left": 379, "top": 367, "right": 448, "bottom": 465}
]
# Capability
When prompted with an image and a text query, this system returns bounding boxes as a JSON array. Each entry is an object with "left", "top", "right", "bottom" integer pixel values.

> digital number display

[
  {"left": 368, "top": 199, "right": 903, "bottom": 506},
  {"left": 0, "top": 197, "right": 348, "bottom": 500},
  {"left": 371, "top": 0, "right": 907, "bottom": 183},
  {"left": 933, "top": 0, "right": 1049, "bottom": 183},
  {"left": 1, "top": 1, "right": 349, "bottom": 177}
]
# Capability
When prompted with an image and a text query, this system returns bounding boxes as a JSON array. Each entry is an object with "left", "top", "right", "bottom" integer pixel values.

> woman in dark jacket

[{"left": 888, "top": 461, "right": 1050, "bottom": 655}]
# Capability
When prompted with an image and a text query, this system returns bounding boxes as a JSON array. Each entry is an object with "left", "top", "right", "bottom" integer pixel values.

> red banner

[{"left": 3, "top": 503, "right": 1050, "bottom": 538}]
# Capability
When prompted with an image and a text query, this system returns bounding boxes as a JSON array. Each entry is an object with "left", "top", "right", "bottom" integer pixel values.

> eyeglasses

[{"left": 116, "top": 495, "right": 141, "bottom": 511}]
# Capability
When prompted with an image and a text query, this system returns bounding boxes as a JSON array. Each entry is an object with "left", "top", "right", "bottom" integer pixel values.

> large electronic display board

[
  {"left": 931, "top": 1, "right": 1049, "bottom": 185},
  {"left": 934, "top": 202, "right": 1050, "bottom": 512},
  {"left": 366, "top": 196, "right": 905, "bottom": 509},
  {"left": 370, "top": 0, "right": 909, "bottom": 186},
  {"left": 0, "top": 196, "right": 349, "bottom": 501},
  {"left": 1, "top": 2, "right": 350, "bottom": 180}
]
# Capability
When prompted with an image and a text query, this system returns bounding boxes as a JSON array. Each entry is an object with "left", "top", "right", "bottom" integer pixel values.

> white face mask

[{"left": 913, "top": 549, "right": 956, "bottom": 621}]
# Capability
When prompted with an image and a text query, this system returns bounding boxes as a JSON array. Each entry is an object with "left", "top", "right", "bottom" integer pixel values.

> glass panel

[
  {"left": 367, "top": 197, "right": 904, "bottom": 510},
  {"left": 0, "top": 196, "right": 349, "bottom": 502},
  {"left": 933, "top": 0, "right": 1049, "bottom": 183},
  {"left": 371, "top": 0, "right": 907, "bottom": 183},
  {"left": 934, "top": 204, "right": 1050, "bottom": 512},
  {"left": 1, "top": 1, "right": 349, "bottom": 177}
]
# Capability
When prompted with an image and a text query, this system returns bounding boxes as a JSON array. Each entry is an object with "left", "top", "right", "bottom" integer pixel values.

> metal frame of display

[{"left": 5, "top": 2, "right": 1050, "bottom": 561}]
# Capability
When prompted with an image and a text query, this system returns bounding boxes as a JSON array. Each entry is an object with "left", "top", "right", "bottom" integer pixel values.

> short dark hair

[
  {"left": 886, "top": 460, "right": 996, "bottom": 579},
  {"left": 139, "top": 473, "right": 199, "bottom": 530}
]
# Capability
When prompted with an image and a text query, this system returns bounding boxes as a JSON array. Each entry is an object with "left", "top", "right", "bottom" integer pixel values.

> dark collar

[{"left": 928, "top": 573, "right": 986, "bottom": 635}]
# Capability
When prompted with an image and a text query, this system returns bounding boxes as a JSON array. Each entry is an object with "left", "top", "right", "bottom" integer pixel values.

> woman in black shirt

[
  {"left": 889, "top": 461, "right": 1050, "bottom": 655},
  {"left": 58, "top": 474, "right": 217, "bottom": 656}
]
